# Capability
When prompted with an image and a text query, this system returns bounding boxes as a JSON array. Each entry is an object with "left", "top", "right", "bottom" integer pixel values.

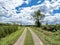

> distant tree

[{"left": 33, "top": 10, "right": 45, "bottom": 27}]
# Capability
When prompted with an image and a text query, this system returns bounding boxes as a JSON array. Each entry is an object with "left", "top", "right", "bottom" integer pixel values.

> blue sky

[{"left": 0, "top": 0, "right": 60, "bottom": 25}]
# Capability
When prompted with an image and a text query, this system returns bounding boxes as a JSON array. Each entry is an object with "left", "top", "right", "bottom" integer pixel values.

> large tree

[{"left": 33, "top": 10, "right": 45, "bottom": 27}]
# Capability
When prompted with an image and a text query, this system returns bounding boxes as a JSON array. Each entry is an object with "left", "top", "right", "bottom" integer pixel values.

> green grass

[
  {"left": 0, "top": 27, "right": 24, "bottom": 45},
  {"left": 0, "top": 25, "right": 18, "bottom": 38},
  {"left": 24, "top": 29, "right": 34, "bottom": 45},
  {"left": 32, "top": 27, "right": 60, "bottom": 45}
]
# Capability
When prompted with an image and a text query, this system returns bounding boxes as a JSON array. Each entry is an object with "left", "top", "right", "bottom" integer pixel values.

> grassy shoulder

[
  {"left": 32, "top": 27, "right": 60, "bottom": 45},
  {"left": 0, "top": 27, "right": 24, "bottom": 45},
  {"left": 24, "top": 29, "right": 34, "bottom": 45}
]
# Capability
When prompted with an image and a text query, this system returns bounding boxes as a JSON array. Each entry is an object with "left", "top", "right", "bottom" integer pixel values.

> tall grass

[
  {"left": 0, "top": 23, "right": 18, "bottom": 38},
  {"left": 0, "top": 27, "right": 24, "bottom": 45}
]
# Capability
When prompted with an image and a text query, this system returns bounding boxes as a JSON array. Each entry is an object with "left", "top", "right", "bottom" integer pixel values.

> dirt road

[
  {"left": 28, "top": 28, "right": 44, "bottom": 45},
  {"left": 14, "top": 28, "right": 27, "bottom": 45},
  {"left": 14, "top": 27, "right": 44, "bottom": 45}
]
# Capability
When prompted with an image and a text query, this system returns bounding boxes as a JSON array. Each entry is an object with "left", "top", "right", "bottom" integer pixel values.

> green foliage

[
  {"left": 56, "top": 24, "right": 60, "bottom": 30},
  {"left": 32, "top": 27, "right": 60, "bottom": 45},
  {"left": 33, "top": 10, "right": 45, "bottom": 27},
  {"left": 0, "top": 23, "right": 11, "bottom": 26},
  {"left": 24, "top": 29, "right": 34, "bottom": 45},
  {"left": 0, "top": 27, "right": 24, "bottom": 45},
  {"left": 0, "top": 23, "right": 18, "bottom": 39},
  {"left": 42, "top": 25, "right": 57, "bottom": 32}
]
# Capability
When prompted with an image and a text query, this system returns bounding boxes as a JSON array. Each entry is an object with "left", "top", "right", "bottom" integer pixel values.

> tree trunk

[{"left": 35, "top": 19, "right": 41, "bottom": 27}]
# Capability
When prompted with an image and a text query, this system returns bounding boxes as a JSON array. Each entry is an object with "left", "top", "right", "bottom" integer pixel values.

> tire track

[
  {"left": 28, "top": 27, "right": 44, "bottom": 45},
  {"left": 14, "top": 28, "right": 27, "bottom": 45}
]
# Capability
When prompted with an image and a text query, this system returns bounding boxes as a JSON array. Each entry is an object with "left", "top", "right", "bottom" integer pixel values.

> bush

[
  {"left": 56, "top": 24, "right": 60, "bottom": 30},
  {"left": 42, "top": 25, "right": 57, "bottom": 32}
]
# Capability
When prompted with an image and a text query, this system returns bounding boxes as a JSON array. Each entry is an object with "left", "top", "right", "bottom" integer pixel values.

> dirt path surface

[
  {"left": 14, "top": 28, "right": 27, "bottom": 45},
  {"left": 28, "top": 27, "right": 44, "bottom": 45}
]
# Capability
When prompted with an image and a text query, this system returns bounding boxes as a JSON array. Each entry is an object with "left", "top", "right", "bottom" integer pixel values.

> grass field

[
  {"left": 24, "top": 28, "right": 34, "bottom": 45},
  {"left": 32, "top": 27, "right": 60, "bottom": 45},
  {"left": 0, "top": 26, "right": 60, "bottom": 45},
  {"left": 0, "top": 27, "right": 24, "bottom": 45}
]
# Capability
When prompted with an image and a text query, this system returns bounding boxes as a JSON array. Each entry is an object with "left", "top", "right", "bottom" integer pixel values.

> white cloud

[
  {"left": 0, "top": 0, "right": 60, "bottom": 25},
  {"left": 0, "top": 0, "right": 24, "bottom": 9},
  {"left": 25, "top": 0, "right": 31, "bottom": 4},
  {"left": 37, "top": 1, "right": 41, "bottom": 4},
  {"left": 43, "top": 13, "right": 60, "bottom": 24}
]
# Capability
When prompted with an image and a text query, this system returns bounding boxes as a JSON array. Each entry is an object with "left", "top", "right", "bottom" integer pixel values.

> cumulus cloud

[
  {"left": 43, "top": 13, "right": 60, "bottom": 24},
  {"left": 0, "top": 0, "right": 60, "bottom": 25}
]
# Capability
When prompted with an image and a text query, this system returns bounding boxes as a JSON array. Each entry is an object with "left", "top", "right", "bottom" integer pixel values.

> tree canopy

[{"left": 33, "top": 10, "right": 45, "bottom": 27}]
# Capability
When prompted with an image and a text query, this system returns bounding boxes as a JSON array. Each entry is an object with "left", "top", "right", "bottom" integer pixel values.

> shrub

[{"left": 42, "top": 25, "right": 57, "bottom": 32}]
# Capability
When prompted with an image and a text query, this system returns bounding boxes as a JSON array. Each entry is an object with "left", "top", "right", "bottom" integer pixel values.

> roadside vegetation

[
  {"left": 0, "top": 27, "right": 24, "bottom": 45},
  {"left": 32, "top": 26, "right": 60, "bottom": 45},
  {"left": 32, "top": 10, "right": 60, "bottom": 45},
  {"left": 0, "top": 23, "right": 18, "bottom": 39},
  {"left": 24, "top": 28, "right": 34, "bottom": 45}
]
